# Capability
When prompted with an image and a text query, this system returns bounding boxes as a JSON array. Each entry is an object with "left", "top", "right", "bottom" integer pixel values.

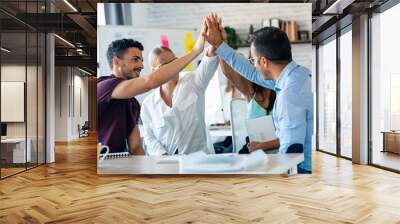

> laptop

[
  {"left": 245, "top": 115, "right": 277, "bottom": 142},
  {"left": 1, "top": 123, "right": 7, "bottom": 140}
]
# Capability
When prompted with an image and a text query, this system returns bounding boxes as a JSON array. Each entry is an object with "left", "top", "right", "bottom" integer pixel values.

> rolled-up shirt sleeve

[{"left": 216, "top": 42, "right": 275, "bottom": 89}]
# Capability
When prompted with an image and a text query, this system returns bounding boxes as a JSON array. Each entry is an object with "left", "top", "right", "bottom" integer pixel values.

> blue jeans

[
  {"left": 297, "top": 166, "right": 312, "bottom": 174},
  {"left": 286, "top": 144, "right": 312, "bottom": 174}
]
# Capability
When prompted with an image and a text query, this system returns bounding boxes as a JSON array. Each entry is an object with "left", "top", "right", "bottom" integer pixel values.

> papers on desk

[
  {"left": 179, "top": 150, "right": 268, "bottom": 172},
  {"left": 157, "top": 153, "right": 237, "bottom": 165},
  {"left": 245, "top": 115, "right": 277, "bottom": 142}
]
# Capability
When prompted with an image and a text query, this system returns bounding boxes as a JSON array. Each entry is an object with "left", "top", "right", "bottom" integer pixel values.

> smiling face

[{"left": 115, "top": 47, "right": 144, "bottom": 80}]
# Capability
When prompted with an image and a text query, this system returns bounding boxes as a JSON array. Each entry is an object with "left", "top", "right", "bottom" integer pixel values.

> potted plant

[
  {"left": 224, "top": 26, "right": 241, "bottom": 50},
  {"left": 247, "top": 24, "right": 254, "bottom": 44}
]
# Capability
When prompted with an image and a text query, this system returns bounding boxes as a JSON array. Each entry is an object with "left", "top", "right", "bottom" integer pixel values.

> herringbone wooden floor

[{"left": 1, "top": 134, "right": 400, "bottom": 224}]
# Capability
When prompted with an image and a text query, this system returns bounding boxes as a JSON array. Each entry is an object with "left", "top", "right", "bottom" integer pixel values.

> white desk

[
  {"left": 208, "top": 125, "right": 232, "bottom": 137},
  {"left": 98, "top": 153, "right": 304, "bottom": 175},
  {"left": 1, "top": 138, "right": 31, "bottom": 163}
]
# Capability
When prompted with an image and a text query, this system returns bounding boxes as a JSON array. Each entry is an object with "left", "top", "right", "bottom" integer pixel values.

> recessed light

[
  {"left": 63, "top": 0, "right": 78, "bottom": 12},
  {"left": 78, "top": 67, "right": 92, "bottom": 76},
  {"left": 1, "top": 47, "right": 11, "bottom": 53},
  {"left": 54, "top": 34, "right": 75, "bottom": 48}
]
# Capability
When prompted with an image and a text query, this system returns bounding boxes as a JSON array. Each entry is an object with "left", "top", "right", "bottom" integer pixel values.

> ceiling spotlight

[
  {"left": 63, "top": 0, "right": 78, "bottom": 12},
  {"left": 54, "top": 34, "right": 75, "bottom": 48},
  {"left": 1, "top": 47, "right": 11, "bottom": 53},
  {"left": 78, "top": 67, "right": 92, "bottom": 76},
  {"left": 323, "top": 0, "right": 354, "bottom": 15}
]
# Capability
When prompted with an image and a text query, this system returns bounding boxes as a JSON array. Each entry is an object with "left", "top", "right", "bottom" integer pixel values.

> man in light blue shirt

[{"left": 204, "top": 14, "right": 313, "bottom": 173}]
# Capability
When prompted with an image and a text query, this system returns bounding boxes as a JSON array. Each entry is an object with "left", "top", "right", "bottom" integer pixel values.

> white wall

[
  {"left": 130, "top": 3, "right": 311, "bottom": 40},
  {"left": 131, "top": 3, "right": 312, "bottom": 70},
  {"left": 54, "top": 67, "right": 89, "bottom": 141},
  {"left": 1, "top": 65, "right": 37, "bottom": 137},
  {"left": 55, "top": 67, "right": 68, "bottom": 141},
  {"left": 1, "top": 65, "right": 26, "bottom": 81},
  {"left": 1, "top": 64, "right": 46, "bottom": 163},
  {"left": 1, "top": 65, "right": 26, "bottom": 140},
  {"left": 72, "top": 73, "right": 89, "bottom": 138},
  {"left": 98, "top": 3, "right": 312, "bottom": 74}
]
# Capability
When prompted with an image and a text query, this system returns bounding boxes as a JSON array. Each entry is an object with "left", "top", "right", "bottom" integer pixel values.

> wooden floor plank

[{"left": 0, "top": 134, "right": 400, "bottom": 223}]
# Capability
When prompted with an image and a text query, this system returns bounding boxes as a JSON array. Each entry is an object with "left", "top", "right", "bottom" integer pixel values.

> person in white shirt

[{"left": 140, "top": 45, "right": 219, "bottom": 155}]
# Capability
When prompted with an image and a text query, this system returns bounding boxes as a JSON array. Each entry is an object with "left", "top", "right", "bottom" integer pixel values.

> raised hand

[
  {"left": 218, "top": 16, "right": 227, "bottom": 41},
  {"left": 192, "top": 19, "right": 208, "bottom": 55},
  {"left": 204, "top": 12, "right": 224, "bottom": 48}
]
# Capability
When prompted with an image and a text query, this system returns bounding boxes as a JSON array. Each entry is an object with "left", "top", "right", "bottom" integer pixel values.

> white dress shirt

[{"left": 140, "top": 54, "right": 219, "bottom": 155}]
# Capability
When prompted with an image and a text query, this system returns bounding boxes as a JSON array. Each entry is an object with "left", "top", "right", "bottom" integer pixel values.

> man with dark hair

[
  {"left": 97, "top": 28, "right": 206, "bottom": 154},
  {"left": 106, "top": 38, "right": 144, "bottom": 74},
  {"left": 204, "top": 13, "right": 313, "bottom": 174}
]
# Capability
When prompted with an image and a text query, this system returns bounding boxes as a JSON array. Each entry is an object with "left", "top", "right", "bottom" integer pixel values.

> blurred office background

[{"left": 0, "top": 0, "right": 97, "bottom": 179}]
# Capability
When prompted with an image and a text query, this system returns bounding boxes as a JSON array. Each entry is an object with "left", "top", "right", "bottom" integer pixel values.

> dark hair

[
  {"left": 252, "top": 82, "right": 276, "bottom": 112},
  {"left": 250, "top": 27, "right": 292, "bottom": 64},
  {"left": 107, "top": 38, "right": 144, "bottom": 69}
]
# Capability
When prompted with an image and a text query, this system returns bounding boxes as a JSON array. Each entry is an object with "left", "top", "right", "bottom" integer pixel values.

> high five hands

[
  {"left": 194, "top": 12, "right": 227, "bottom": 55},
  {"left": 193, "top": 19, "right": 207, "bottom": 55},
  {"left": 203, "top": 12, "right": 226, "bottom": 48}
]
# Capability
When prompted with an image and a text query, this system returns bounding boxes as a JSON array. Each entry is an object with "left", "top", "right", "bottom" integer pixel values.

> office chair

[{"left": 78, "top": 121, "right": 90, "bottom": 138}]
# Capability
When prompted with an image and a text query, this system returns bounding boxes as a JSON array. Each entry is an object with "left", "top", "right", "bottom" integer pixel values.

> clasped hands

[{"left": 193, "top": 12, "right": 227, "bottom": 56}]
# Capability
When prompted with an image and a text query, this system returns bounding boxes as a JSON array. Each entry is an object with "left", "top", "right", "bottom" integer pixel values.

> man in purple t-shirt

[
  {"left": 97, "top": 27, "right": 208, "bottom": 154},
  {"left": 97, "top": 73, "right": 142, "bottom": 153}
]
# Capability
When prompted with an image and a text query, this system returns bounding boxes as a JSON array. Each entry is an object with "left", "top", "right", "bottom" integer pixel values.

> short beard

[{"left": 120, "top": 62, "right": 132, "bottom": 80}]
